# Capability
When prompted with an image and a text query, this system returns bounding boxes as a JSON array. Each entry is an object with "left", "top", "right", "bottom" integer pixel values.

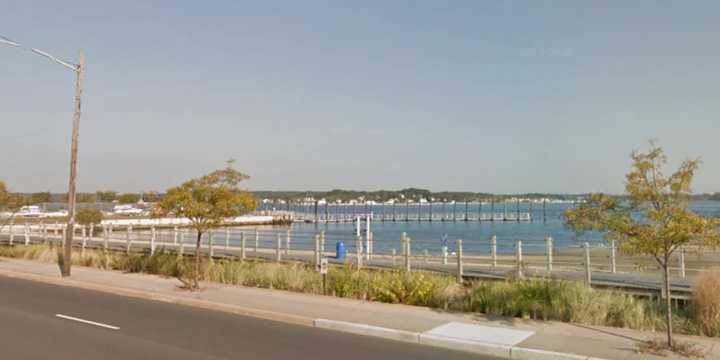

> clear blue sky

[{"left": 1, "top": 1, "right": 719, "bottom": 194}]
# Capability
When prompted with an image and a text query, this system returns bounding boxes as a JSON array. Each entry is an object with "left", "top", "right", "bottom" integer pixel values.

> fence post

[
  {"left": 442, "top": 245, "right": 448, "bottom": 265},
  {"left": 254, "top": 229, "right": 259, "bottom": 254},
  {"left": 457, "top": 239, "right": 463, "bottom": 283},
  {"left": 240, "top": 232, "right": 246, "bottom": 261},
  {"left": 42, "top": 222, "right": 48, "bottom": 244},
  {"left": 24, "top": 223, "right": 30, "bottom": 245},
  {"left": 610, "top": 239, "right": 617, "bottom": 274},
  {"left": 126, "top": 225, "right": 133, "bottom": 254},
  {"left": 61, "top": 225, "right": 66, "bottom": 248},
  {"left": 584, "top": 242, "right": 591, "bottom": 287},
  {"left": 404, "top": 235, "right": 411, "bottom": 272},
  {"left": 392, "top": 248, "right": 397, "bottom": 267},
  {"left": 314, "top": 234, "right": 320, "bottom": 268},
  {"left": 8, "top": 221, "right": 13, "bottom": 245},
  {"left": 516, "top": 240, "right": 523, "bottom": 278},
  {"left": 491, "top": 235, "right": 497, "bottom": 268},
  {"left": 53, "top": 221, "right": 58, "bottom": 238},
  {"left": 365, "top": 215, "right": 371, "bottom": 261},
  {"left": 679, "top": 246, "right": 686, "bottom": 279},
  {"left": 286, "top": 230, "right": 292, "bottom": 255},
  {"left": 179, "top": 229, "right": 185, "bottom": 256},
  {"left": 546, "top": 236, "right": 553, "bottom": 272},
  {"left": 208, "top": 231, "right": 214, "bottom": 258},
  {"left": 276, "top": 233, "right": 282, "bottom": 262},
  {"left": 150, "top": 226, "right": 157, "bottom": 256},
  {"left": 102, "top": 225, "right": 109, "bottom": 251},
  {"left": 89, "top": 223, "right": 95, "bottom": 240},
  {"left": 320, "top": 230, "right": 326, "bottom": 255},
  {"left": 173, "top": 226, "right": 179, "bottom": 246},
  {"left": 225, "top": 228, "right": 230, "bottom": 249},
  {"left": 356, "top": 235, "right": 363, "bottom": 269},
  {"left": 81, "top": 225, "right": 87, "bottom": 255}
]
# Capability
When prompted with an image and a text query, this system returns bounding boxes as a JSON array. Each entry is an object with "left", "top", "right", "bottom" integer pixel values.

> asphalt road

[{"left": 0, "top": 275, "right": 495, "bottom": 360}]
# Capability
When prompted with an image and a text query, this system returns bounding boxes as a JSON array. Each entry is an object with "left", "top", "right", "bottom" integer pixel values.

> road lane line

[{"left": 55, "top": 314, "right": 120, "bottom": 330}]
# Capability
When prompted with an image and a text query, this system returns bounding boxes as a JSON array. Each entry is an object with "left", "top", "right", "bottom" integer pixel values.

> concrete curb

[
  {"left": 314, "top": 319, "right": 419, "bottom": 343},
  {"left": 419, "top": 333, "right": 512, "bottom": 358},
  {"left": 0, "top": 265, "right": 608, "bottom": 360},
  {"left": 313, "top": 319, "right": 609, "bottom": 360}
]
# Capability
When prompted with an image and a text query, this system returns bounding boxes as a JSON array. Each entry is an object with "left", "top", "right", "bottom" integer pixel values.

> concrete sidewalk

[{"left": 0, "top": 257, "right": 717, "bottom": 360}]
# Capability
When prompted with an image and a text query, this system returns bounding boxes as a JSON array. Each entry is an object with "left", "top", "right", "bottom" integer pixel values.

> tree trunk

[
  {"left": 194, "top": 231, "right": 202, "bottom": 290},
  {"left": 663, "top": 257, "right": 673, "bottom": 348}
]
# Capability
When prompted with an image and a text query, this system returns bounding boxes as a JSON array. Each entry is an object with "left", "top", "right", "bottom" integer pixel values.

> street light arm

[{"left": 1, "top": 35, "right": 78, "bottom": 72}]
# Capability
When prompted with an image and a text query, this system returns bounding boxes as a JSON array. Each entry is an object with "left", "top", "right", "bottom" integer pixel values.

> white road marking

[{"left": 55, "top": 314, "right": 120, "bottom": 330}]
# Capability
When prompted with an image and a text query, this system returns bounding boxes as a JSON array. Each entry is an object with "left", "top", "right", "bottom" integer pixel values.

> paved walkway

[{"left": 0, "top": 257, "right": 717, "bottom": 359}]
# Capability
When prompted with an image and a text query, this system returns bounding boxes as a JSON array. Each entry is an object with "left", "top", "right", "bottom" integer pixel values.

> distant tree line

[
  {"left": 254, "top": 189, "right": 596, "bottom": 203},
  {"left": 8, "top": 189, "right": 720, "bottom": 205},
  {"left": 11, "top": 191, "right": 163, "bottom": 205}
]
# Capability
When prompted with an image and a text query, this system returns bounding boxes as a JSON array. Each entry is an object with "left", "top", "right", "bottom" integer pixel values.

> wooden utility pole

[{"left": 62, "top": 52, "right": 85, "bottom": 277}]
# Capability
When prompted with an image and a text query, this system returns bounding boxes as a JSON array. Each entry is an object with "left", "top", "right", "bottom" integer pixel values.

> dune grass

[{"left": 0, "top": 244, "right": 709, "bottom": 337}]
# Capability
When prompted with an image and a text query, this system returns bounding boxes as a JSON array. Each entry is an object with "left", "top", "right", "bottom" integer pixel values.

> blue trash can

[{"left": 336, "top": 241, "right": 346, "bottom": 260}]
